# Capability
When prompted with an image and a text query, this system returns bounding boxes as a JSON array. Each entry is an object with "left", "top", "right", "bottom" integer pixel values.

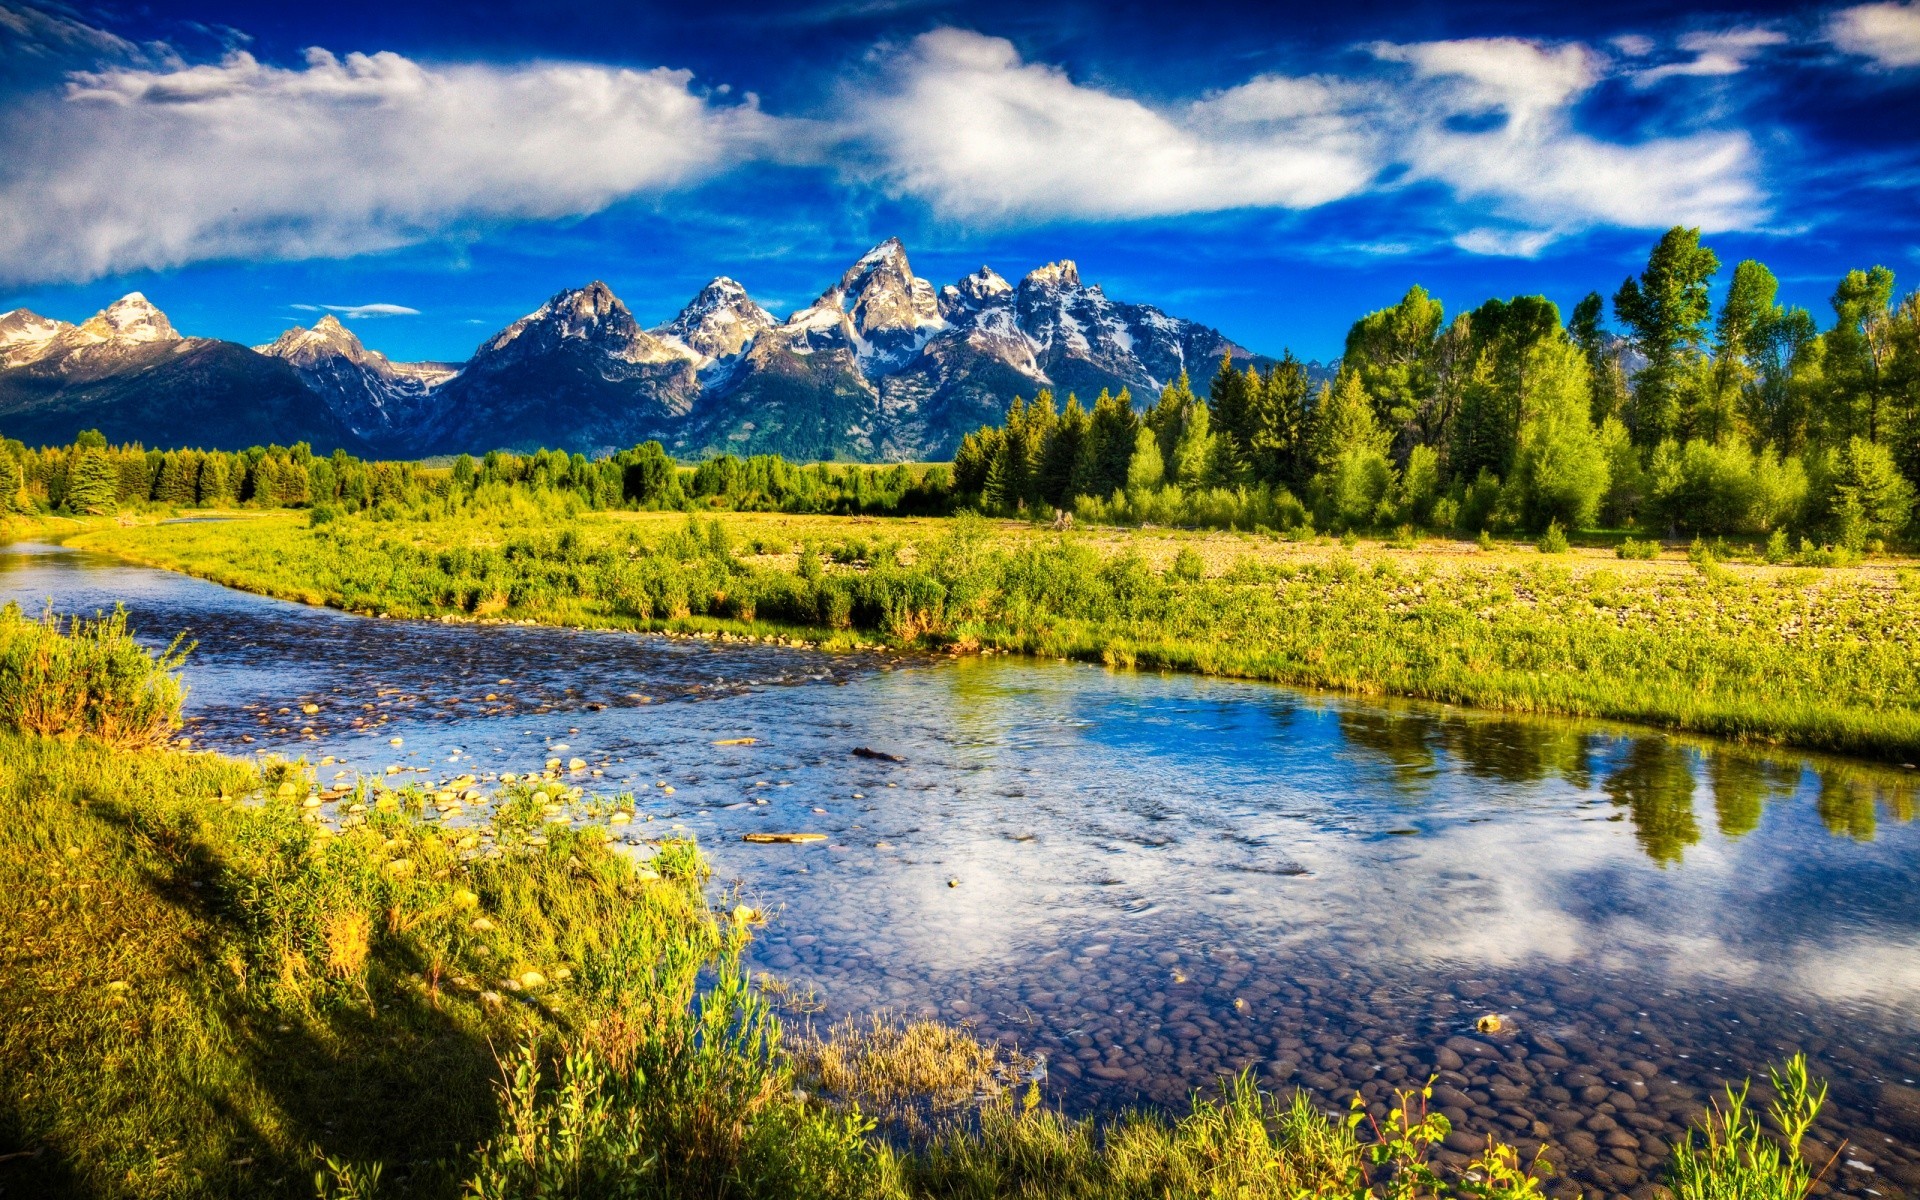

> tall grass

[
  {"left": 0, "top": 614, "right": 1854, "bottom": 1199},
  {"left": 0, "top": 601, "right": 187, "bottom": 746},
  {"left": 76, "top": 508, "right": 1920, "bottom": 759}
]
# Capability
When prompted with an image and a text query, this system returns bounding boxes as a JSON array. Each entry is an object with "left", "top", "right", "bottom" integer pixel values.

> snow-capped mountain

[
  {"left": 651, "top": 277, "right": 778, "bottom": 364},
  {"left": 416, "top": 282, "right": 703, "bottom": 455},
  {"left": 258, "top": 315, "right": 456, "bottom": 450},
  {"left": 0, "top": 295, "right": 358, "bottom": 452},
  {"left": 0, "top": 241, "right": 1268, "bottom": 460}
]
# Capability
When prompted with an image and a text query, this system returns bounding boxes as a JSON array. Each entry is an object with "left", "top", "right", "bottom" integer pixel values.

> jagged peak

[
  {"left": 1020, "top": 260, "right": 1083, "bottom": 292},
  {"left": 656, "top": 276, "right": 776, "bottom": 361},
  {"left": 260, "top": 314, "right": 375, "bottom": 365},
  {"left": 69, "top": 292, "right": 179, "bottom": 345},
  {"left": 947, "top": 266, "right": 1013, "bottom": 305}
]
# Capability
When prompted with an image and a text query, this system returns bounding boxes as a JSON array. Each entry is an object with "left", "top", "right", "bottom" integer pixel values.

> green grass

[
  {"left": 0, "top": 602, "right": 188, "bottom": 746},
  {"left": 69, "top": 501, "right": 1920, "bottom": 761},
  {"left": 0, "top": 559, "right": 1844, "bottom": 1200}
]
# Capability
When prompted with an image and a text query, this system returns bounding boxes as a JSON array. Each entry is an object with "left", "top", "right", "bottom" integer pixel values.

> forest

[{"left": 954, "top": 227, "right": 1919, "bottom": 548}]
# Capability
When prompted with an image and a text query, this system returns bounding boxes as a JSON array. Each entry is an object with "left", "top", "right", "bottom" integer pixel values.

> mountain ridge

[{"left": 0, "top": 242, "right": 1314, "bottom": 459}]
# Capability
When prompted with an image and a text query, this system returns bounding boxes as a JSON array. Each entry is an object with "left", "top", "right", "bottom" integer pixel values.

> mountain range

[{"left": 0, "top": 239, "right": 1298, "bottom": 461}]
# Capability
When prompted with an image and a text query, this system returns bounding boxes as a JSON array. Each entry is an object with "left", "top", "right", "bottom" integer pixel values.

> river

[{"left": 7, "top": 539, "right": 1919, "bottom": 1200}]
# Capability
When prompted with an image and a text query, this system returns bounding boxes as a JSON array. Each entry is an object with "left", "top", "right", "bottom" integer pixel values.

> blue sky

[{"left": 1, "top": 0, "right": 1916, "bottom": 362}]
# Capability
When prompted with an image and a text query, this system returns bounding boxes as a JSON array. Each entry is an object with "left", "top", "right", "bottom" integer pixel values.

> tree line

[
  {"left": 954, "top": 227, "right": 1920, "bottom": 547},
  {"left": 0, "top": 432, "right": 953, "bottom": 519}
]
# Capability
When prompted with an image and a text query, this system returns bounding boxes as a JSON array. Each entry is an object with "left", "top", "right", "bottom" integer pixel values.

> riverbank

[
  {"left": 0, "top": 656, "right": 1557, "bottom": 1200},
  {"left": 62, "top": 505, "right": 1920, "bottom": 762},
  {"left": 0, "top": 550, "right": 1863, "bottom": 1200}
]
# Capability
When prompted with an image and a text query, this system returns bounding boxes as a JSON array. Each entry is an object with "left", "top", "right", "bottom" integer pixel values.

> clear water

[{"left": 8, "top": 541, "right": 1920, "bottom": 1200}]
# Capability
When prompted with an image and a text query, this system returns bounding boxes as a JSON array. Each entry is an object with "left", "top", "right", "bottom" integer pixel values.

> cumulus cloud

[
  {"left": 1630, "top": 27, "right": 1788, "bottom": 86},
  {"left": 1828, "top": 1, "right": 1920, "bottom": 68},
  {"left": 0, "top": 44, "right": 797, "bottom": 284},
  {"left": 849, "top": 29, "right": 1379, "bottom": 222},
  {"left": 851, "top": 30, "right": 1763, "bottom": 251}
]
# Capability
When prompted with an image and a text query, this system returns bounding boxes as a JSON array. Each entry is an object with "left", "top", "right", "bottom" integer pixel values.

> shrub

[
  {"left": 1537, "top": 521, "right": 1569, "bottom": 554},
  {"left": 0, "top": 603, "right": 187, "bottom": 748},
  {"left": 1617, "top": 537, "right": 1659, "bottom": 561}
]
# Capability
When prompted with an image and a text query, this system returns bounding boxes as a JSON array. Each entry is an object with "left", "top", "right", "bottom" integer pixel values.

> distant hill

[{"left": 0, "top": 242, "right": 1322, "bottom": 460}]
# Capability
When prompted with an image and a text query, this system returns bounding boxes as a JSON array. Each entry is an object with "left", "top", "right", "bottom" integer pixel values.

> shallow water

[{"left": 8, "top": 541, "right": 1920, "bottom": 1200}]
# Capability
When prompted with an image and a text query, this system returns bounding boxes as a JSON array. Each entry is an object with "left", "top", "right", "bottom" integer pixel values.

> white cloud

[
  {"left": 849, "top": 29, "right": 1379, "bottom": 222},
  {"left": 851, "top": 30, "right": 1763, "bottom": 247},
  {"left": 1453, "top": 228, "right": 1559, "bottom": 257},
  {"left": 1370, "top": 36, "right": 1764, "bottom": 240},
  {"left": 0, "top": 44, "right": 796, "bottom": 284},
  {"left": 292, "top": 302, "right": 421, "bottom": 317},
  {"left": 1828, "top": 1, "right": 1920, "bottom": 68},
  {"left": 1631, "top": 27, "right": 1788, "bottom": 86}
]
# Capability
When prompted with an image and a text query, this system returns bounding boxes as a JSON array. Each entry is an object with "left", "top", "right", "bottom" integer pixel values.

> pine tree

[
  {"left": 1206, "top": 354, "right": 1252, "bottom": 480},
  {"left": 1040, "top": 396, "right": 1089, "bottom": 507},
  {"left": 1310, "top": 372, "right": 1392, "bottom": 475},
  {"left": 1084, "top": 389, "right": 1139, "bottom": 498},
  {"left": 0, "top": 453, "right": 21, "bottom": 514},
  {"left": 1249, "top": 354, "right": 1310, "bottom": 489},
  {"left": 197, "top": 455, "right": 230, "bottom": 506},
  {"left": 66, "top": 447, "right": 117, "bottom": 515}
]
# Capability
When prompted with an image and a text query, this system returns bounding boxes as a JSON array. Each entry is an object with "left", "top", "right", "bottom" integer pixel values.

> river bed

[{"left": 7, "top": 540, "right": 1920, "bottom": 1200}]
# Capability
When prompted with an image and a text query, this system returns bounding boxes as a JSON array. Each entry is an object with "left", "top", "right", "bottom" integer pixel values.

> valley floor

[{"left": 59, "top": 505, "right": 1920, "bottom": 762}]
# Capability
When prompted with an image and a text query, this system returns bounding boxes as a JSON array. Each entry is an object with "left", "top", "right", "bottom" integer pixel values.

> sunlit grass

[{"left": 72, "top": 506, "right": 1920, "bottom": 759}]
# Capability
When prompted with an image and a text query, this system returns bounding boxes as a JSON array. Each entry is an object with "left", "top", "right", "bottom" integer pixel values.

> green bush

[
  {"left": 1617, "top": 537, "right": 1659, "bottom": 561},
  {"left": 1537, "top": 521, "right": 1569, "bottom": 554},
  {"left": 0, "top": 603, "right": 187, "bottom": 748}
]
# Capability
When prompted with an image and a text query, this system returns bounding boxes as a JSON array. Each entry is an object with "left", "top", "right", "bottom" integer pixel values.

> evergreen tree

[
  {"left": 1039, "top": 396, "right": 1088, "bottom": 507},
  {"left": 198, "top": 455, "right": 230, "bottom": 506},
  {"left": 1613, "top": 227, "right": 1721, "bottom": 445},
  {"left": 1206, "top": 355, "right": 1253, "bottom": 480},
  {"left": 0, "top": 453, "right": 21, "bottom": 514},
  {"left": 1170, "top": 399, "right": 1216, "bottom": 488},
  {"left": 1084, "top": 389, "right": 1138, "bottom": 498},
  {"left": 1826, "top": 436, "right": 1913, "bottom": 544},
  {"left": 1249, "top": 354, "right": 1311, "bottom": 489},
  {"left": 66, "top": 447, "right": 117, "bottom": 515},
  {"left": 1308, "top": 372, "right": 1394, "bottom": 529},
  {"left": 1145, "top": 373, "right": 1198, "bottom": 465},
  {"left": 1125, "top": 427, "right": 1165, "bottom": 491}
]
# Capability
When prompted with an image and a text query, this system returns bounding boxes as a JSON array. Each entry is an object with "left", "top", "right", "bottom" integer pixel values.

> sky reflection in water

[{"left": 7, "top": 542, "right": 1920, "bottom": 1196}]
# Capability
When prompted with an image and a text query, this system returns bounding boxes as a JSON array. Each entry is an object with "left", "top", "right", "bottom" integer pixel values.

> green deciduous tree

[
  {"left": 1513, "top": 340, "right": 1610, "bottom": 531},
  {"left": 1614, "top": 227, "right": 1721, "bottom": 444}
]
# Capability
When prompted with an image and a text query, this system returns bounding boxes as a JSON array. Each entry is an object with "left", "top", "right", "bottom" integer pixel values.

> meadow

[
  {"left": 0, "top": 549, "right": 1842, "bottom": 1200},
  {"left": 65, "top": 498, "right": 1920, "bottom": 762}
]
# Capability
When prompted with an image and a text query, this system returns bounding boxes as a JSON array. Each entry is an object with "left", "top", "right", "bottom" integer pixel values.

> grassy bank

[
  {"left": 67, "top": 500, "right": 1920, "bottom": 761},
  {"left": 3, "top": 529, "right": 1851, "bottom": 1199}
]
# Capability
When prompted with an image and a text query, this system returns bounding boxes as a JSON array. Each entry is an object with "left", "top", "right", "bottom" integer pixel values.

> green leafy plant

[{"left": 1669, "top": 1054, "right": 1837, "bottom": 1200}]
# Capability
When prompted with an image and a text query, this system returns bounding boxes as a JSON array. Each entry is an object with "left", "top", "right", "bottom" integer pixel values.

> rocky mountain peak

[
  {"left": 655, "top": 276, "right": 776, "bottom": 361},
  {"left": 260, "top": 314, "right": 378, "bottom": 369},
  {"left": 0, "top": 308, "right": 70, "bottom": 366},
  {"left": 1020, "top": 261, "right": 1083, "bottom": 294},
  {"left": 940, "top": 266, "right": 1014, "bottom": 319},
  {"left": 485, "top": 282, "right": 643, "bottom": 356},
  {"left": 813, "top": 239, "right": 940, "bottom": 338},
  {"left": 82, "top": 292, "right": 180, "bottom": 345}
]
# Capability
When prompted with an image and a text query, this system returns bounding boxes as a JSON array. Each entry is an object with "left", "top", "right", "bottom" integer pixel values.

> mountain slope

[
  {"left": 0, "top": 296, "right": 364, "bottom": 452},
  {"left": 0, "top": 242, "right": 1274, "bottom": 460},
  {"left": 256, "top": 315, "right": 456, "bottom": 452}
]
